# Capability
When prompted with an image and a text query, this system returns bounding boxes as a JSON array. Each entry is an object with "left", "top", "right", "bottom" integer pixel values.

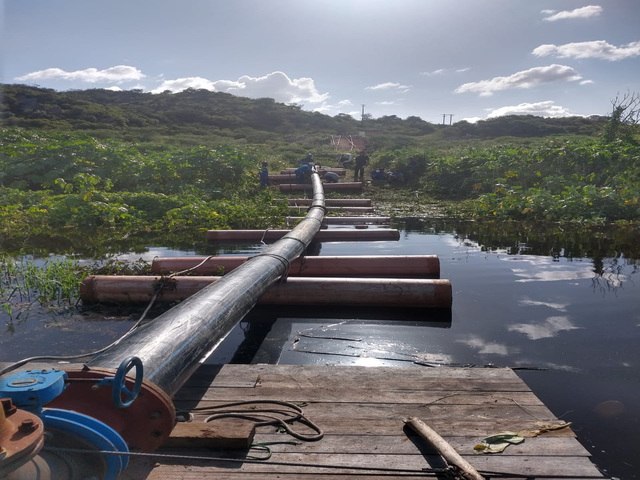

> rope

[
  {"left": 259, "top": 229, "right": 270, "bottom": 245},
  {"left": 0, "top": 271, "right": 170, "bottom": 376},
  {"left": 167, "top": 254, "right": 216, "bottom": 277},
  {"left": 42, "top": 447, "right": 445, "bottom": 476},
  {"left": 41, "top": 447, "right": 602, "bottom": 478},
  {"left": 185, "top": 399, "right": 324, "bottom": 442}
]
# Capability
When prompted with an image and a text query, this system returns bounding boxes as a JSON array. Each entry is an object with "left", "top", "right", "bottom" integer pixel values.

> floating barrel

[
  {"left": 289, "top": 206, "right": 375, "bottom": 213},
  {"left": 206, "top": 229, "right": 400, "bottom": 242},
  {"left": 286, "top": 216, "right": 390, "bottom": 225},
  {"left": 288, "top": 198, "right": 372, "bottom": 207},
  {"left": 80, "top": 275, "right": 452, "bottom": 309},
  {"left": 151, "top": 255, "right": 440, "bottom": 278},
  {"left": 280, "top": 182, "right": 363, "bottom": 192}
]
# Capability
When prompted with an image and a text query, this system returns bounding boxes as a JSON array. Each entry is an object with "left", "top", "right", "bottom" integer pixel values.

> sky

[{"left": 3, "top": 0, "right": 639, "bottom": 123}]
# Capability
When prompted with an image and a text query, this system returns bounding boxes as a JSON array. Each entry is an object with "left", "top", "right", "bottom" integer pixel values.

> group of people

[{"left": 259, "top": 149, "right": 372, "bottom": 187}]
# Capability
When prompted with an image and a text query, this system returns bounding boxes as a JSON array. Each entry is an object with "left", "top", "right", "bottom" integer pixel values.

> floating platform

[
  {"left": 289, "top": 205, "right": 375, "bottom": 213},
  {"left": 120, "top": 364, "right": 605, "bottom": 479},
  {"left": 286, "top": 216, "right": 390, "bottom": 225},
  {"left": 280, "top": 182, "right": 363, "bottom": 193},
  {"left": 206, "top": 229, "right": 399, "bottom": 242},
  {"left": 288, "top": 198, "right": 372, "bottom": 207},
  {"left": 281, "top": 167, "right": 347, "bottom": 175}
]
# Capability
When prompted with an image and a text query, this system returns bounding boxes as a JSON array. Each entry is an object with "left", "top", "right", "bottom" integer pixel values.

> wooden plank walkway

[{"left": 124, "top": 364, "right": 606, "bottom": 479}]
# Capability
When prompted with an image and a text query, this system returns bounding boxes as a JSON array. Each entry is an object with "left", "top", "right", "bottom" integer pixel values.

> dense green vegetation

[
  {"left": 0, "top": 128, "right": 289, "bottom": 254},
  {"left": 1, "top": 84, "right": 639, "bottom": 257}
]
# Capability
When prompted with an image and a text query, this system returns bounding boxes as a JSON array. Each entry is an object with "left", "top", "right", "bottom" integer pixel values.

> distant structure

[
  {"left": 442, "top": 113, "right": 454, "bottom": 125},
  {"left": 330, "top": 135, "right": 366, "bottom": 152}
]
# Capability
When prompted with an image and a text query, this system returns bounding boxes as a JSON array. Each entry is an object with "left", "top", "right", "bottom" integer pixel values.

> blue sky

[{"left": 3, "top": 0, "right": 639, "bottom": 123}]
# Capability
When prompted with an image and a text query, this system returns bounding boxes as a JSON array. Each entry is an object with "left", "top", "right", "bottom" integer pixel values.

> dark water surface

[{"left": 1, "top": 220, "right": 638, "bottom": 479}]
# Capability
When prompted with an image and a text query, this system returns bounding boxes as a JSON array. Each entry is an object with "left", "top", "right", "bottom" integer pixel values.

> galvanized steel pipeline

[{"left": 87, "top": 168, "right": 326, "bottom": 397}]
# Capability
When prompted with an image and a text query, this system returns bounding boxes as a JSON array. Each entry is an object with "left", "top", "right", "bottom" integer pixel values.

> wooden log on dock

[
  {"left": 286, "top": 216, "right": 390, "bottom": 225},
  {"left": 405, "top": 417, "right": 485, "bottom": 480},
  {"left": 288, "top": 198, "right": 372, "bottom": 207},
  {"left": 280, "top": 182, "right": 363, "bottom": 192},
  {"left": 206, "top": 229, "right": 400, "bottom": 242},
  {"left": 80, "top": 276, "right": 452, "bottom": 308},
  {"left": 151, "top": 255, "right": 440, "bottom": 278}
]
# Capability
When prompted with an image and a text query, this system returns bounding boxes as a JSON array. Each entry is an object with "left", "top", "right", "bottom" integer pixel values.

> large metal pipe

[{"left": 87, "top": 171, "right": 326, "bottom": 397}]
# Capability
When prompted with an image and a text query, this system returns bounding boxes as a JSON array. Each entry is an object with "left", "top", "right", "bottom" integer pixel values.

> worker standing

[
  {"left": 259, "top": 161, "right": 269, "bottom": 187},
  {"left": 354, "top": 150, "right": 369, "bottom": 182}
]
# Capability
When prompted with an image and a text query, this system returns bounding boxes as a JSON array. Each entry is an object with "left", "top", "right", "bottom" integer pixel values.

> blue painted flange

[
  {"left": 42, "top": 408, "right": 129, "bottom": 480},
  {"left": 0, "top": 368, "right": 67, "bottom": 413}
]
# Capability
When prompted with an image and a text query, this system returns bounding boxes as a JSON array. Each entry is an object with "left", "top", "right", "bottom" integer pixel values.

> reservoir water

[{"left": 1, "top": 219, "right": 638, "bottom": 479}]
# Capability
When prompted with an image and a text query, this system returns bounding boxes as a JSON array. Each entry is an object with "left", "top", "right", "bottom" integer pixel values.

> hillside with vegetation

[{"left": 1, "top": 84, "right": 639, "bottom": 256}]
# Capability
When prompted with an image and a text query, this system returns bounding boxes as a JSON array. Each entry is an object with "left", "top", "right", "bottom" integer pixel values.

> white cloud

[
  {"left": 420, "top": 67, "right": 470, "bottom": 76},
  {"left": 509, "top": 316, "right": 579, "bottom": 340},
  {"left": 487, "top": 101, "right": 575, "bottom": 118},
  {"left": 150, "top": 71, "right": 328, "bottom": 105},
  {"left": 420, "top": 69, "right": 445, "bottom": 76},
  {"left": 365, "top": 82, "right": 411, "bottom": 93},
  {"left": 454, "top": 64, "right": 583, "bottom": 96},
  {"left": 15, "top": 65, "right": 145, "bottom": 83},
  {"left": 151, "top": 76, "right": 218, "bottom": 93},
  {"left": 533, "top": 40, "right": 640, "bottom": 61},
  {"left": 376, "top": 100, "right": 396, "bottom": 105},
  {"left": 542, "top": 5, "right": 603, "bottom": 21}
]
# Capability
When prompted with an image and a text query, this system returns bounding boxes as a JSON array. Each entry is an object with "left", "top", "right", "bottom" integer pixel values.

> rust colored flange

[
  {"left": 0, "top": 397, "right": 45, "bottom": 477},
  {"left": 47, "top": 367, "right": 175, "bottom": 452}
]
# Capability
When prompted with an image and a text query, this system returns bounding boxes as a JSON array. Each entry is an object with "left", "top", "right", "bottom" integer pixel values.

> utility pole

[
  {"left": 361, "top": 104, "right": 366, "bottom": 123},
  {"left": 448, "top": 114, "right": 454, "bottom": 125},
  {"left": 442, "top": 114, "right": 454, "bottom": 125}
]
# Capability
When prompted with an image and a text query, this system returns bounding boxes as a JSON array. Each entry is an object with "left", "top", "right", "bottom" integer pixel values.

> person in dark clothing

[
  {"left": 354, "top": 150, "right": 369, "bottom": 182},
  {"left": 259, "top": 161, "right": 269, "bottom": 187},
  {"left": 295, "top": 163, "right": 312, "bottom": 183},
  {"left": 324, "top": 171, "right": 340, "bottom": 183}
]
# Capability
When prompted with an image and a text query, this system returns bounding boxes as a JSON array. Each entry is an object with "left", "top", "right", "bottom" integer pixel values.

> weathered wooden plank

[
  {"left": 165, "top": 420, "right": 256, "bottom": 449},
  {"left": 247, "top": 433, "right": 592, "bottom": 456},
  {"left": 175, "top": 402, "right": 558, "bottom": 426},
  {"left": 191, "top": 417, "right": 571, "bottom": 438},
  {"left": 175, "top": 388, "right": 545, "bottom": 405},
  {"left": 197, "top": 364, "right": 522, "bottom": 381},
  {"left": 123, "top": 452, "right": 604, "bottom": 477}
]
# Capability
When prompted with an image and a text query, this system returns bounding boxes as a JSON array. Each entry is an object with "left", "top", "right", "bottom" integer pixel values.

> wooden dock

[{"left": 123, "top": 364, "right": 606, "bottom": 479}]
